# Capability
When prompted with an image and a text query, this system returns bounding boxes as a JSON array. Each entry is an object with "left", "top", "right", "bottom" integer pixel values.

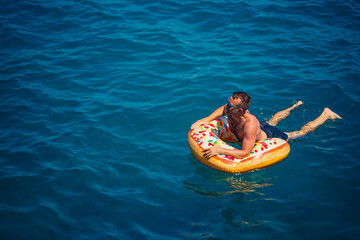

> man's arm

[
  {"left": 191, "top": 105, "right": 226, "bottom": 129},
  {"left": 202, "top": 122, "right": 257, "bottom": 159}
]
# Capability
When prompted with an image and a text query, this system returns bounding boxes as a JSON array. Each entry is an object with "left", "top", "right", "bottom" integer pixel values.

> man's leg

[
  {"left": 285, "top": 108, "right": 342, "bottom": 140},
  {"left": 267, "top": 101, "right": 303, "bottom": 127}
]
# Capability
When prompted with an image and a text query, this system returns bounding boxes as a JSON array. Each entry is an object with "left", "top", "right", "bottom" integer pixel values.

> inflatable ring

[{"left": 188, "top": 116, "right": 290, "bottom": 174}]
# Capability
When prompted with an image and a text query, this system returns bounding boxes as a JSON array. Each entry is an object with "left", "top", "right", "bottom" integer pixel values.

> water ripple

[{"left": 1, "top": 0, "right": 359, "bottom": 239}]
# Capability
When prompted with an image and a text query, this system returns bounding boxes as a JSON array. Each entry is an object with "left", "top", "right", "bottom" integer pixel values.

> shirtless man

[{"left": 191, "top": 92, "right": 342, "bottom": 160}]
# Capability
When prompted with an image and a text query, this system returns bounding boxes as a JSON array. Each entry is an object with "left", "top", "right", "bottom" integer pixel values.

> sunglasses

[{"left": 226, "top": 98, "right": 246, "bottom": 112}]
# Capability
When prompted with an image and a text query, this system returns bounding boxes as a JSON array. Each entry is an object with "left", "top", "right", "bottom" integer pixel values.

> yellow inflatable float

[{"left": 188, "top": 116, "right": 290, "bottom": 174}]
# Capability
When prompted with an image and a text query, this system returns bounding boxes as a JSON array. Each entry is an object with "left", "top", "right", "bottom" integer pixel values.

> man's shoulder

[
  {"left": 244, "top": 114, "right": 260, "bottom": 130},
  {"left": 245, "top": 113, "right": 260, "bottom": 124}
]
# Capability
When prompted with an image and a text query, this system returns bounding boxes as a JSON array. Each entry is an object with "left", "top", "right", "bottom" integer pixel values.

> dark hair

[{"left": 232, "top": 92, "right": 251, "bottom": 110}]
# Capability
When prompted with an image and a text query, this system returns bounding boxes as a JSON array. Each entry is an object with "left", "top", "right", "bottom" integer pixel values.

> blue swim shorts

[{"left": 260, "top": 121, "right": 288, "bottom": 140}]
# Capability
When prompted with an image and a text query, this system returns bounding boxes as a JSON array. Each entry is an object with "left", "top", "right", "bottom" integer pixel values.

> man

[{"left": 191, "top": 92, "right": 342, "bottom": 160}]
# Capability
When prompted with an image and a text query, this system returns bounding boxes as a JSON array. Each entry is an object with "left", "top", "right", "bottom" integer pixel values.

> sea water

[{"left": 1, "top": 0, "right": 360, "bottom": 239}]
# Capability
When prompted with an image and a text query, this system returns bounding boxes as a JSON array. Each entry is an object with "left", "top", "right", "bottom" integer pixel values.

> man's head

[
  {"left": 226, "top": 92, "right": 251, "bottom": 116},
  {"left": 231, "top": 92, "right": 251, "bottom": 110}
]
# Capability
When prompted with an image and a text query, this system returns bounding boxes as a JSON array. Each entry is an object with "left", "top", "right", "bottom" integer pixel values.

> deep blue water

[{"left": 1, "top": 0, "right": 360, "bottom": 239}]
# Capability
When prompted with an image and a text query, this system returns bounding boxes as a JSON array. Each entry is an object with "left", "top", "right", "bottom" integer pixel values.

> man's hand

[
  {"left": 191, "top": 120, "right": 208, "bottom": 129},
  {"left": 202, "top": 145, "right": 222, "bottom": 160}
]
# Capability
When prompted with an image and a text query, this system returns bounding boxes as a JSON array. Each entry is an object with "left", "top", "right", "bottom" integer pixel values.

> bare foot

[
  {"left": 295, "top": 100, "right": 303, "bottom": 107},
  {"left": 288, "top": 100, "right": 303, "bottom": 111},
  {"left": 324, "top": 108, "right": 342, "bottom": 120}
]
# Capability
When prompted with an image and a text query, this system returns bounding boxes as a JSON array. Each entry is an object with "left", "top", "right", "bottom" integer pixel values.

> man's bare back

[{"left": 227, "top": 110, "right": 267, "bottom": 142}]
